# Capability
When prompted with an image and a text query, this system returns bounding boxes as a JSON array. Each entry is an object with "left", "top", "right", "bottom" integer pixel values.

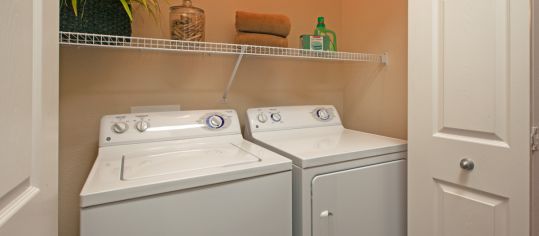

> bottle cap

[{"left": 317, "top": 17, "right": 325, "bottom": 23}]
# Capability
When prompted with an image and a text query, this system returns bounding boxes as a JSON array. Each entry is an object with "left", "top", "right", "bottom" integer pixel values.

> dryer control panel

[
  {"left": 246, "top": 105, "right": 342, "bottom": 133},
  {"left": 99, "top": 110, "right": 240, "bottom": 147}
]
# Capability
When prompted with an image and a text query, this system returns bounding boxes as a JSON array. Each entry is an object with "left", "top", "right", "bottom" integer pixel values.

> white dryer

[
  {"left": 81, "top": 110, "right": 292, "bottom": 236},
  {"left": 245, "top": 105, "right": 407, "bottom": 236}
]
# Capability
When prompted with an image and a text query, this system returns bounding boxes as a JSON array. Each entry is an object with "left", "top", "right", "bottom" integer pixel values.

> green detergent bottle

[{"left": 314, "top": 17, "right": 337, "bottom": 51}]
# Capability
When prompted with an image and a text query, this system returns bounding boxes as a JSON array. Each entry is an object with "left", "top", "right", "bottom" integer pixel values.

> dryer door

[{"left": 311, "top": 160, "right": 406, "bottom": 236}]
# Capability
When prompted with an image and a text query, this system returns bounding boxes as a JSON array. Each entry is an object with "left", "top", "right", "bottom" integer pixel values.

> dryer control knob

[
  {"left": 207, "top": 115, "right": 225, "bottom": 129},
  {"left": 316, "top": 108, "right": 331, "bottom": 121},
  {"left": 270, "top": 113, "right": 282, "bottom": 122},
  {"left": 135, "top": 120, "right": 150, "bottom": 132},
  {"left": 257, "top": 113, "right": 268, "bottom": 123},
  {"left": 111, "top": 122, "right": 128, "bottom": 134}
]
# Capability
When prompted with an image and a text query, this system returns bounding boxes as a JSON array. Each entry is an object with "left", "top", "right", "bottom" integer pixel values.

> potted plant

[{"left": 60, "top": 0, "right": 160, "bottom": 36}]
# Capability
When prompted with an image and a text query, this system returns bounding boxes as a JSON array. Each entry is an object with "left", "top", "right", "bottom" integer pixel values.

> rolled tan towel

[
  {"left": 236, "top": 11, "right": 291, "bottom": 38},
  {"left": 235, "top": 32, "right": 288, "bottom": 48}
]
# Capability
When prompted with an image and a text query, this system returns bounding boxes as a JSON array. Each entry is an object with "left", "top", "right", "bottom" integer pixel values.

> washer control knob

[
  {"left": 316, "top": 108, "right": 331, "bottom": 121},
  {"left": 270, "top": 113, "right": 282, "bottom": 122},
  {"left": 207, "top": 115, "right": 225, "bottom": 129},
  {"left": 111, "top": 122, "right": 128, "bottom": 134},
  {"left": 135, "top": 120, "right": 150, "bottom": 132},
  {"left": 257, "top": 113, "right": 268, "bottom": 123}
]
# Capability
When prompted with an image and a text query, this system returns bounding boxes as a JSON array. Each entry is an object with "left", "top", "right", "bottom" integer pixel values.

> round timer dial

[
  {"left": 206, "top": 115, "right": 225, "bottom": 129},
  {"left": 111, "top": 122, "right": 128, "bottom": 134}
]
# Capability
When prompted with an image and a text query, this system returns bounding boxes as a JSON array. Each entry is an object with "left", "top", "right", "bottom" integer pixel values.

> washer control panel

[
  {"left": 100, "top": 110, "right": 239, "bottom": 147},
  {"left": 246, "top": 105, "right": 341, "bottom": 132}
]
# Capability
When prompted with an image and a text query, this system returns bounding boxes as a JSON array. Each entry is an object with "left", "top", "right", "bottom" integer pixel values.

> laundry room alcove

[{"left": 59, "top": 0, "right": 407, "bottom": 235}]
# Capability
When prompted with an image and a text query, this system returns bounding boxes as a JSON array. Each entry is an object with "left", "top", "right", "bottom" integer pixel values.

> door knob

[{"left": 460, "top": 158, "right": 475, "bottom": 171}]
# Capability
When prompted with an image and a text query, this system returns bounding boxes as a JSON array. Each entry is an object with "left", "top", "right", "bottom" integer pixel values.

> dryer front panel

[{"left": 311, "top": 160, "right": 406, "bottom": 236}]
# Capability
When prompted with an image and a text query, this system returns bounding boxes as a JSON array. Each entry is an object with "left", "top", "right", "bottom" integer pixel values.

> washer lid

[
  {"left": 122, "top": 143, "right": 261, "bottom": 180},
  {"left": 80, "top": 137, "right": 291, "bottom": 207},
  {"left": 251, "top": 126, "right": 407, "bottom": 168}
]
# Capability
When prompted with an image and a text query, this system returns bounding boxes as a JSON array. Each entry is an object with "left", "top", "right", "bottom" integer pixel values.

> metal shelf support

[
  {"left": 381, "top": 52, "right": 389, "bottom": 65},
  {"left": 222, "top": 46, "right": 247, "bottom": 103}
]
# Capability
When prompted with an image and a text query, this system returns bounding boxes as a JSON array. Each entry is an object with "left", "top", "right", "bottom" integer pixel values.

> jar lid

[{"left": 170, "top": 0, "right": 204, "bottom": 13}]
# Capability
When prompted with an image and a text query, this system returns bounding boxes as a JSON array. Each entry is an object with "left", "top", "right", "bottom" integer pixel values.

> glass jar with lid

[{"left": 169, "top": 0, "right": 205, "bottom": 41}]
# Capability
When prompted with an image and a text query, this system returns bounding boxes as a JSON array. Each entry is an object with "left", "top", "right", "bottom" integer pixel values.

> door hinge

[{"left": 531, "top": 126, "right": 539, "bottom": 152}]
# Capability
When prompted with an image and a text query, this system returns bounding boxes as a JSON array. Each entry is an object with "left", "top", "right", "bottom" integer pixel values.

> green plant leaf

[
  {"left": 146, "top": 4, "right": 159, "bottom": 24},
  {"left": 119, "top": 0, "right": 133, "bottom": 21},
  {"left": 71, "top": 0, "right": 78, "bottom": 16},
  {"left": 130, "top": 0, "right": 161, "bottom": 23},
  {"left": 141, "top": 0, "right": 148, "bottom": 10}
]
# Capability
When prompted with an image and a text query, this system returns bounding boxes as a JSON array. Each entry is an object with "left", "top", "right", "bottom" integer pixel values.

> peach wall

[
  {"left": 59, "top": 1, "right": 407, "bottom": 235},
  {"left": 341, "top": 0, "right": 408, "bottom": 139},
  {"left": 60, "top": 1, "right": 344, "bottom": 235},
  {"left": 131, "top": 0, "right": 342, "bottom": 46}
]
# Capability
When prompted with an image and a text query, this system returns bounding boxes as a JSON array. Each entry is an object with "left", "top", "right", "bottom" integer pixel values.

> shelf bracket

[
  {"left": 222, "top": 46, "right": 247, "bottom": 102},
  {"left": 381, "top": 52, "right": 389, "bottom": 65}
]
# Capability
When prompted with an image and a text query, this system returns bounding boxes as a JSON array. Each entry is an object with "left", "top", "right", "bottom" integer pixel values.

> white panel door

[
  {"left": 311, "top": 160, "right": 406, "bottom": 236},
  {"left": 409, "top": 0, "right": 530, "bottom": 235},
  {"left": 0, "top": 0, "right": 58, "bottom": 235},
  {"left": 533, "top": 0, "right": 539, "bottom": 233}
]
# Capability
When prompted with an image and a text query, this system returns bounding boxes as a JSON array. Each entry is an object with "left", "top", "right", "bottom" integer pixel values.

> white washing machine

[
  {"left": 80, "top": 110, "right": 292, "bottom": 236},
  {"left": 245, "top": 105, "right": 407, "bottom": 236}
]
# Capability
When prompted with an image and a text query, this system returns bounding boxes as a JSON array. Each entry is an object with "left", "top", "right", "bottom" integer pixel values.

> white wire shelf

[
  {"left": 60, "top": 31, "right": 388, "bottom": 102},
  {"left": 59, "top": 32, "right": 387, "bottom": 63}
]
